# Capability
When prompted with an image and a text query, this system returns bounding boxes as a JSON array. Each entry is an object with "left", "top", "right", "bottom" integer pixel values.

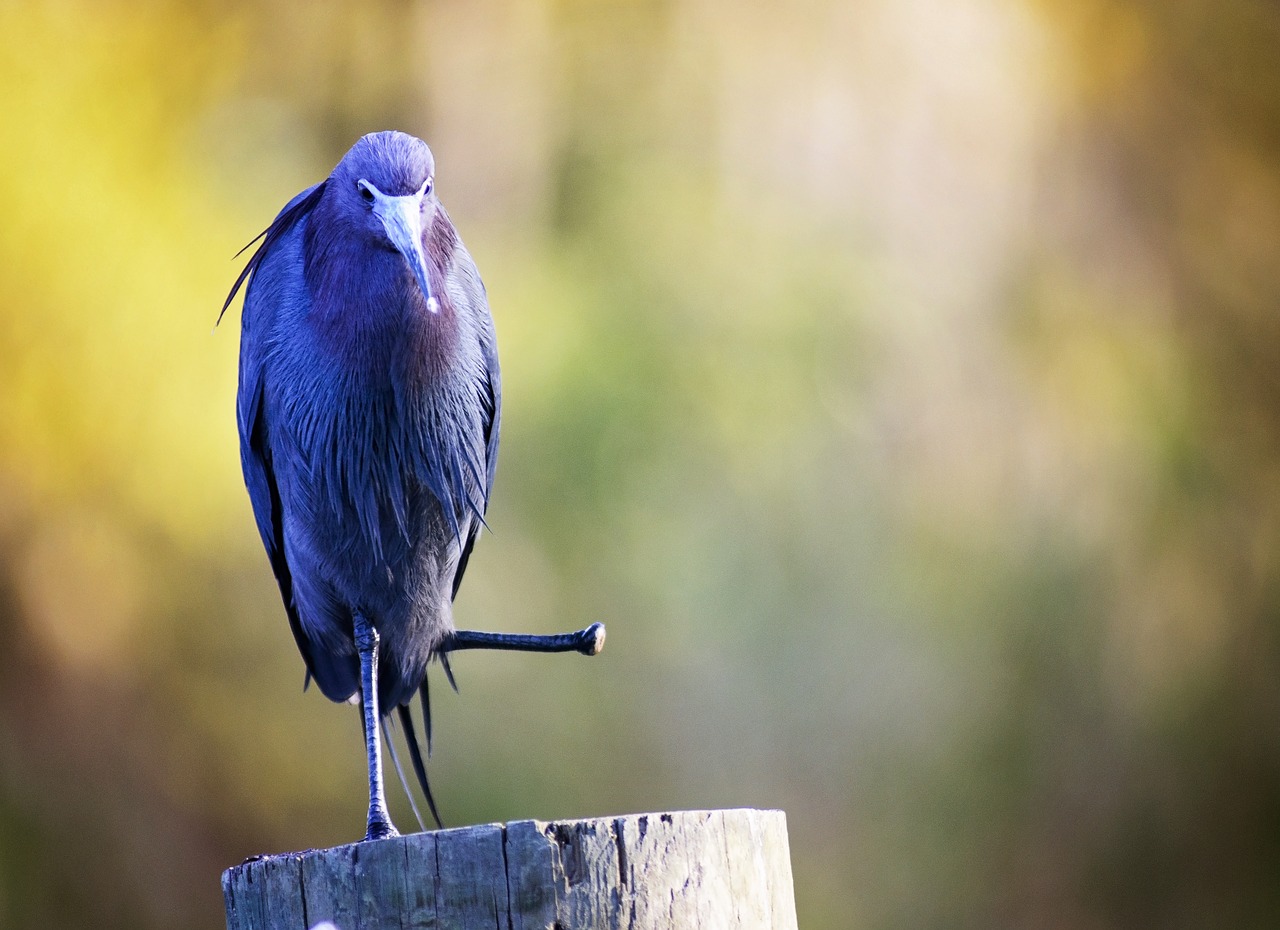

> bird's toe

[{"left": 363, "top": 821, "right": 401, "bottom": 842}]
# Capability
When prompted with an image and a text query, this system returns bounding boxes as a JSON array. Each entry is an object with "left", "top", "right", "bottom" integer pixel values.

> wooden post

[{"left": 223, "top": 808, "right": 797, "bottom": 930}]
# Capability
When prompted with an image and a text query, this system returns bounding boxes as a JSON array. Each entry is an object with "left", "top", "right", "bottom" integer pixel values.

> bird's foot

[
  {"left": 581, "top": 621, "right": 606, "bottom": 655},
  {"left": 363, "top": 819, "right": 400, "bottom": 842}
]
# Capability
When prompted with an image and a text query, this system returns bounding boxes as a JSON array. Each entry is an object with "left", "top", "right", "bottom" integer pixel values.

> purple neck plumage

[{"left": 302, "top": 197, "right": 461, "bottom": 379}]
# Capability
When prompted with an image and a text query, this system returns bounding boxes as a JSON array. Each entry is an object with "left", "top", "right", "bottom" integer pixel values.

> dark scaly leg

[
  {"left": 354, "top": 612, "right": 398, "bottom": 841},
  {"left": 443, "top": 622, "right": 605, "bottom": 656}
]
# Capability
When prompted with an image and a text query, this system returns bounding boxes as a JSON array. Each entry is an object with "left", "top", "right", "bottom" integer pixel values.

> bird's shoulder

[{"left": 241, "top": 210, "right": 312, "bottom": 336}]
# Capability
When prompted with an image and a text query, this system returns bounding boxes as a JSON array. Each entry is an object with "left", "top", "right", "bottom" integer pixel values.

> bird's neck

[{"left": 302, "top": 212, "right": 461, "bottom": 382}]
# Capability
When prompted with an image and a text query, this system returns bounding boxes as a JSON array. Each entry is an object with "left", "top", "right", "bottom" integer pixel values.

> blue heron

[{"left": 223, "top": 131, "right": 604, "bottom": 841}]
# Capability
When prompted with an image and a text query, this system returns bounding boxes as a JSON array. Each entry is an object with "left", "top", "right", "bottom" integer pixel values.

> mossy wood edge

[{"left": 222, "top": 807, "right": 798, "bottom": 930}]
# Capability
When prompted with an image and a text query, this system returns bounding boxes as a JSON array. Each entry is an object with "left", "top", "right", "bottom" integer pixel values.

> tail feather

[
  {"left": 439, "top": 651, "right": 458, "bottom": 692},
  {"left": 380, "top": 715, "right": 425, "bottom": 832},
  {"left": 398, "top": 703, "right": 443, "bottom": 829},
  {"left": 420, "top": 673, "right": 433, "bottom": 756}
]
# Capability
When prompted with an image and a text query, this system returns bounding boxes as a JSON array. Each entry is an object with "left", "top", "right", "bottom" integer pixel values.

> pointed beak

[{"left": 374, "top": 193, "right": 439, "bottom": 314}]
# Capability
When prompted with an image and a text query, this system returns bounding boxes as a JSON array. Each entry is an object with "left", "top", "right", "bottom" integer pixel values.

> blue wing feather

[
  {"left": 233, "top": 183, "right": 327, "bottom": 684},
  {"left": 449, "top": 288, "right": 501, "bottom": 600}
]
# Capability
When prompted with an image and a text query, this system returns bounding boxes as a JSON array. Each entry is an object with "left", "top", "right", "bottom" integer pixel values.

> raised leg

[
  {"left": 354, "top": 612, "right": 398, "bottom": 841},
  {"left": 443, "top": 621, "right": 605, "bottom": 656}
]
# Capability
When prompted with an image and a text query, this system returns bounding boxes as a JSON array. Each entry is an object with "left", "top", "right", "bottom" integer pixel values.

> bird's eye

[
  {"left": 357, "top": 180, "right": 375, "bottom": 204},
  {"left": 424, "top": 177, "right": 434, "bottom": 195}
]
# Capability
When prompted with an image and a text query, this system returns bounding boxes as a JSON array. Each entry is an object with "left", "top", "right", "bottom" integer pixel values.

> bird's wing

[
  {"left": 220, "top": 183, "right": 325, "bottom": 325},
  {"left": 450, "top": 296, "right": 501, "bottom": 600},
  {"left": 232, "top": 183, "right": 327, "bottom": 681},
  {"left": 478, "top": 303, "right": 502, "bottom": 502}
]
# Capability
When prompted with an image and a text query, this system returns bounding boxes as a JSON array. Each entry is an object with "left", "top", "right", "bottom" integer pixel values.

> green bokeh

[{"left": 1, "top": 1, "right": 1278, "bottom": 927}]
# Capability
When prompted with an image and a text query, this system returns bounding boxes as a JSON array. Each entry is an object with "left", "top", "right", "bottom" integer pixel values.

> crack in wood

[{"left": 612, "top": 818, "right": 628, "bottom": 889}]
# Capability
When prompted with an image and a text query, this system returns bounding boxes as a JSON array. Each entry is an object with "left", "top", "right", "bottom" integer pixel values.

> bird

[{"left": 223, "top": 131, "right": 604, "bottom": 841}]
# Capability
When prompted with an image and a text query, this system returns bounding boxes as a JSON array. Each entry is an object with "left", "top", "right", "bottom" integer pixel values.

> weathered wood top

[{"left": 223, "top": 808, "right": 797, "bottom": 930}]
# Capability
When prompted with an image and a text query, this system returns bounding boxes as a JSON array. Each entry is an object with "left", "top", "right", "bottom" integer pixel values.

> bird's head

[{"left": 330, "top": 131, "right": 441, "bottom": 314}]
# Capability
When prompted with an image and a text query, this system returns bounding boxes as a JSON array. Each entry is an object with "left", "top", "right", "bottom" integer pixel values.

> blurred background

[{"left": 1, "top": 0, "right": 1279, "bottom": 927}]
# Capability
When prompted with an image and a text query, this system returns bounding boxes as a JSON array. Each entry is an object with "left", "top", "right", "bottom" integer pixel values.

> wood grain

[{"left": 223, "top": 808, "right": 798, "bottom": 930}]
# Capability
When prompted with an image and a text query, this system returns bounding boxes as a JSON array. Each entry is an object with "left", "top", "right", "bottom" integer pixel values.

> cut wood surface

[{"left": 222, "top": 808, "right": 798, "bottom": 930}]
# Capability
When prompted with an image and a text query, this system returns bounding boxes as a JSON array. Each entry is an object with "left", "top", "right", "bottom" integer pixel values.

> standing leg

[{"left": 354, "top": 611, "right": 398, "bottom": 841}]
